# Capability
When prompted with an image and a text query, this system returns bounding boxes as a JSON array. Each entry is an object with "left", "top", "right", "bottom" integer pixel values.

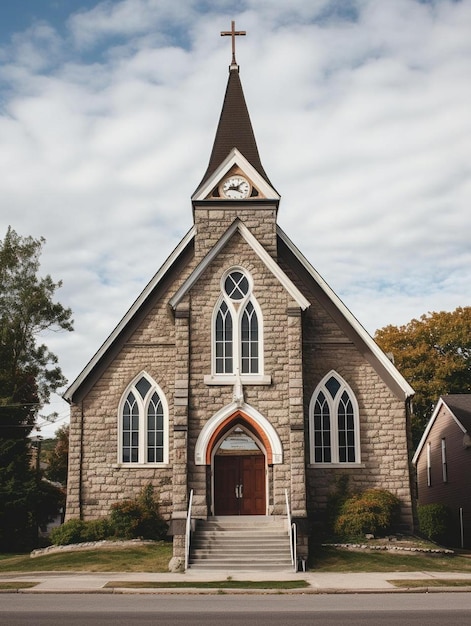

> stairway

[{"left": 188, "top": 516, "right": 293, "bottom": 571}]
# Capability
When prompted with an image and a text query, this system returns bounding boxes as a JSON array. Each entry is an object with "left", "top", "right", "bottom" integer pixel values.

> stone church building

[{"left": 64, "top": 29, "right": 415, "bottom": 563}]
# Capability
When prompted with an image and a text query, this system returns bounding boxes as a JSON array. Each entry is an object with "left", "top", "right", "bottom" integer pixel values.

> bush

[
  {"left": 109, "top": 484, "right": 168, "bottom": 541},
  {"left": 417, "top": 504, "right": 452, "bottom": 543},
  {"left": 50, "top": 484, "right": 168, "bottom": 545},
  {"left": 325, "top": 474, "right": 350, "bottom": 533},
  {"left": 80, "top": 518, "right": 113, "bottom": 542},
  {"left": 50, "top": 517, "right": 112, "bottom": 545},
  {"left": 334, "top": 489, "right": 401, "bottom": 539},
  {"left": 50, "top": 519, "right": 87, "bottom": 545}
]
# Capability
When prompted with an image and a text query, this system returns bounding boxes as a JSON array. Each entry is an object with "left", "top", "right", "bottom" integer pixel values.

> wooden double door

[{"left": 214, "top": 454, "right": 266, "bottom": 515}]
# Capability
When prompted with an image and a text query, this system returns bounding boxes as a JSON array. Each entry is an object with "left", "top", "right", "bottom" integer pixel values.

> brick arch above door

[{"left": 194, "top": 401, "right": 283, "bottom": 465}]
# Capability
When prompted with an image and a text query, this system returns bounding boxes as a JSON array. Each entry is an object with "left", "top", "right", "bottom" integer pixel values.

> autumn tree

[
  {"left": 0, "top": 227, "right": 73, "bottom": 550},
  {"left": 375, "top": 307, "right": 471, "bottom": 445},
  {"left": 45, "top": 425, "right": 69, "bottom": 486}
]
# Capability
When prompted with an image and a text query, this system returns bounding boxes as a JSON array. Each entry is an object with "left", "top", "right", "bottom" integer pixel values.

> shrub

[
  {"left": 325, "top": 474, "right": 350, "bottom": 533},
  {"left": 334, "top": 489, "right": 401, "bottom": 539},
  {"left": 417, "top": 504, "right": 452, "bottom": 542},
  {"left": 50, "top": 484, "right": 167, "bottom": 545},
  {"left": 109, "top": 484, "right": 168, "bottom": 540},
  {"left": 50, "top": 519, "right": 87, "bottom": 545},
  {"left": 80, "top": 518, "right": 113, "bottom": 542},
  {"left": 109, "top": 499, "right": 142, "bottom": 539},
  {"left": 50, "top": 517, "right": 113, "bottom": 545}
]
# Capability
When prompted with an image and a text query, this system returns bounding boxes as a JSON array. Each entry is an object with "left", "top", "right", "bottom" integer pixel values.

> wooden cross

[{"left": 221, "top": 20, "right": 246, "bottom": 66}]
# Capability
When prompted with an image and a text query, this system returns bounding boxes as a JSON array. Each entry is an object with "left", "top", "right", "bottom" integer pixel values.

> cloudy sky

[{"left": 1, "top": 0, "right": 470, "bottom": 437}]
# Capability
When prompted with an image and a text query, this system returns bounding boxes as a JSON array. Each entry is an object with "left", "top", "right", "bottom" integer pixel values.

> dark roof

[
  {"left": 442, "top": 394, "right": 471, "bottom": 432},
  {"left": 197, "top": 66, "right": 271, "bottom": 188}
]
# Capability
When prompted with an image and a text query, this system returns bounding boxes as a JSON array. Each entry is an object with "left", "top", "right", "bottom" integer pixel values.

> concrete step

[
  {"left": 189, "top": 515, "right": 293, "bottom": 571},
  {"left": 190, "top": 561, "right": 292, "bottom": 567}
]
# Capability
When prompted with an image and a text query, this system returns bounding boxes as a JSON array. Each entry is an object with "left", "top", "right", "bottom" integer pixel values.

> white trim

[
  {"left": 211, "top": 267, "right": 265, "bottom": 377},
  {"left": 412, "top": 396, "right": 468, "bottom": 464},
  {"left": 64, "top": 226, "right": 196, "bottom": 402},
  {"left": 117, "top": 371, "right": 169, "bottom": 466},
  {"left": 194, "top": 401, "right": 283, "bottom": 465},
  {"left": 169, "top": 219, "right": 310, "bottom": 311},
  {"left": 192, "top": 148, "right": 280, "bottom": 201},
  {"left": 204, "top": 374, "right": 271, "bottom": 385},
  {"left": 441, "top": 437, "right": 448, "bottom": 483},
  {"left": 308, "top": 463, "right": 366, "bottom": 469},
  {"left": 426, "top": 441, "right": 432, "bottom": 487},
  {"left": 277, "top": 226, "right": 415, "bottom": 400},
  {"left": 309, "top": 370, "right": 361, "bottom": 465}
]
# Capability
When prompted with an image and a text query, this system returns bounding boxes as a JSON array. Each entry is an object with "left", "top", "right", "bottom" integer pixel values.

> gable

[
  {"left": 192, "top": 148, "right": 280, "bottom": 204},
  {"left": 413, "top": 394, "right": 471, "bottom": 464},
  {"left": 169, "top": 218, "right": 309, "bottom": 311}
]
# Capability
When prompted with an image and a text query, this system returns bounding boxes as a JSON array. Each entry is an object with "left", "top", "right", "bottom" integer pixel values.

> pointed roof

[
  {"left": 413, "top": 394, "right": 471, "bottom": 463},
  {"left": 198, "top": 65, "right": 271, "bottom": 189}
]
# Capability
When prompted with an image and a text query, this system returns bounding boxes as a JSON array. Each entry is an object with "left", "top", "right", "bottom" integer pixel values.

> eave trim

[
  {"left": 63, "top": 226, "right": 196, "bottom": 403},
  {"left": 169, "top": 219, "right": 310, "bottom": 311},
  {"left": 412, "top": 397, "right": 467, "bottom": 464},
  {"left": 277, "top": 225, "right": 415, "bottom": 400}
]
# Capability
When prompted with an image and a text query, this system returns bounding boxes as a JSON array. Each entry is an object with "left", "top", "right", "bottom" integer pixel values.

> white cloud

[{"left": 0, "top": 0, "right": 470, "bottom": 437}]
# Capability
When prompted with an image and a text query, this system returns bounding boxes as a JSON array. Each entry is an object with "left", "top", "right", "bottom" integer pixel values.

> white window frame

[
  {"left": 209, "top": 267, "right": 265, "bottom": 382},
  {"left": 309, "top": 370, "right": 361, "bottom": 466},
  {"left": 427, "top": 441, "right": 432, "bottom": 487},
  {"left": 118, "top": 371, "right": 169, "bottom": 466},
  {"left": 441, "top": 438, "right": 447, "bottom": 483}
]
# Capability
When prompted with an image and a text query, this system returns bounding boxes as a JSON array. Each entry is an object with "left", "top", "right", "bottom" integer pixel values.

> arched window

[
  {"left": 119, "top": 373, "right": 168, "bottom": 465},
  {"left": 309, "top": 371, "right": 360, "bottom": 464},
  {"left": 212, "top": 268, "right": 262, "bottom": 376}
]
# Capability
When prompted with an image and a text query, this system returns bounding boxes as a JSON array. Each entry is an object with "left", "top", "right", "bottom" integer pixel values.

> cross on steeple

[{"left": 221, "top": 20, "right": 246, "bottom": 67}]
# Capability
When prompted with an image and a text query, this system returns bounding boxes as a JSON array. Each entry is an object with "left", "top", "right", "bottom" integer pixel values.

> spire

[{"left": 197, "top": 22, "right": 271, "bottom": 188}]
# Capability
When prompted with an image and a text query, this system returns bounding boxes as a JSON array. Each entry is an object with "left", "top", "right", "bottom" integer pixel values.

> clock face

[{"left": 221, "top": 175, "right": 251, "bottom": 199}]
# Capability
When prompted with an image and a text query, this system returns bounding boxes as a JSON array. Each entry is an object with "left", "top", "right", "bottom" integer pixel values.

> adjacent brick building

[{"left": 64, "top": 49, "right": 415, "bottom": 564}]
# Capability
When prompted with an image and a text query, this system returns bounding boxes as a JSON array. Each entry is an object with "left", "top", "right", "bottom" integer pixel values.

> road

[{"left": 1, "top": 593, "right": 471, "bottom": 625}]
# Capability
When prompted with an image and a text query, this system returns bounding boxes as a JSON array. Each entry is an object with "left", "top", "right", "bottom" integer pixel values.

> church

[{"left": 64, "top": 24, "right": 415, "bottom": 565}]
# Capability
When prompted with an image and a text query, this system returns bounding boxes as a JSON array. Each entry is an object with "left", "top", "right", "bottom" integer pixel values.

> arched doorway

[{"left": 213, "top": 425, "right": 266, "bottom": 516}]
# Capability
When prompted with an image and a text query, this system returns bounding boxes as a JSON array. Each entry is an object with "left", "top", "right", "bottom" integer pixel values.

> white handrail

[
  {"left": 291, "top": 522, "right": 297, "bottom": 573},
  {"left": 285, "top": 488, "right": 291, "bottom": 529},
  {"left": 184, "top": 489, "right": 194, "bottom": 571},
  {"left": 285, "top": 489, "right": 297, "bottom": 571}
]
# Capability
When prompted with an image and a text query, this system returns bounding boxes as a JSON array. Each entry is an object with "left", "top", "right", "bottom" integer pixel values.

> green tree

[
  {"left": 375, "top": 307, "right": 471, "bottom": 445},
  {"left": 0, "top": 227, "right": 73, "bottom": 551},
  {"left": 45, "top": 425, "right": 69, "bottom": 486}
]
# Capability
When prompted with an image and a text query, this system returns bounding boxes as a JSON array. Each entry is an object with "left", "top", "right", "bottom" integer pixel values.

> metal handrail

[
  {"left": 184, "top": 489, "right": 194, "bottom": 571},
  {"left": 285, "top": 489, "right": 297, "bottom": 572},
  {"left": 291, "top": 522, "right": 297, "bottom": 573}
]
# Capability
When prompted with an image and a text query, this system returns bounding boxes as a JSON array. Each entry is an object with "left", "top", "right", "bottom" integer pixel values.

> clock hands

[{"left": 221, "top": 175, "right": 250, "bottom": 198}]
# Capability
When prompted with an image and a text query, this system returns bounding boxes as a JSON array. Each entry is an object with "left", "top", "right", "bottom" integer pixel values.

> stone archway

[
  {"left": 194, "top": 401, "right": 283, "bottom": 466},
  {"left": 212, "top": 424, "right": 266, "bottom": 515}
]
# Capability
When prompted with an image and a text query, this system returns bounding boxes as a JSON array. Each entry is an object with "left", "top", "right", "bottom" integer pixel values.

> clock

[{"left": 221, "top": 175, "right": 251, "bottom": 199}]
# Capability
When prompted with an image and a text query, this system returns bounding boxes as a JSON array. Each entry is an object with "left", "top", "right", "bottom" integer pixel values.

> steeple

[{"left": 198, "top": 22, "right": 271, "bottom": 188}]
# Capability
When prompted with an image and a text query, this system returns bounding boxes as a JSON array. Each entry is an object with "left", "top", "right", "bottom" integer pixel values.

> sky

[{"left": 1, "top": 0, "right": 470, "bottom": 437}]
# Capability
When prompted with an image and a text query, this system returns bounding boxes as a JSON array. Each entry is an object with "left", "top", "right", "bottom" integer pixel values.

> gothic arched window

[
  {"left": 119, "top": 373, "right": 168, "bottom": 465},
  {"left": 213, "top": 268, "right": 262, "bottom": 376},
  {"left": 309, "top": 371, "right": 360, "bottom": 464}
]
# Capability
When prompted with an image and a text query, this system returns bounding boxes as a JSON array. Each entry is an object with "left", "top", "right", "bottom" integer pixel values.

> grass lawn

[
  {"left": 0, "top": 541, "right": 172, "bottom": 573},
  {"left": 105, "top": 580, "right": 310, "bottom": 589},
  {"left": 388, "top": 579, "right": 471, "bottom": 588},
  {"left": 1, "top": 540, "right": 471, "bottom": 575},
  {"left": 310, "top": 545, "right": 471, "bottom": 573},
  {"left": 0, "top": 582, "right": 38, "bottom": 590}
]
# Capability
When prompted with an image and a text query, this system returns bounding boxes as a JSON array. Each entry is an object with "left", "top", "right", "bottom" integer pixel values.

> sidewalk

[{"left": 2, "top": 569, "right": 471, "bottom": 594}]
